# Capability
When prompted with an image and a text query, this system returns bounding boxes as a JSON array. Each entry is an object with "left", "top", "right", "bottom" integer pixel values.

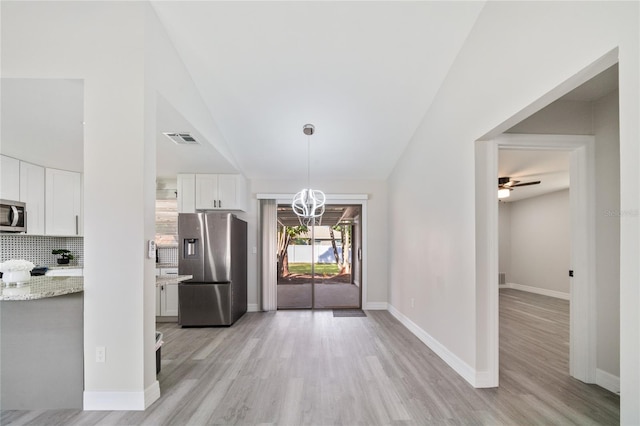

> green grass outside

[{"left": 288, "top": 263, "right": 339, "bottom": 275}]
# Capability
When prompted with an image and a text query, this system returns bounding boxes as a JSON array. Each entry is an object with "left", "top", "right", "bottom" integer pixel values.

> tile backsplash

[
  {"left": 0, "top": 235, "right": 84, "bottom": 266},
  {"left": 157, "top": 246, "right": 178, "bottom": 265}
]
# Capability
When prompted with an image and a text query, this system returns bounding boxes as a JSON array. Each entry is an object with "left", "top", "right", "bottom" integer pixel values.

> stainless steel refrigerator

[{"left": 178, "top": 212, "right": 247, "bottom": 326}]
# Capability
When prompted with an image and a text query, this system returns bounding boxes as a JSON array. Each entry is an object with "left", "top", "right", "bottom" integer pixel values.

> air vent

[{"left": 163, "top": 132, "right": 200, "bottom": 145}]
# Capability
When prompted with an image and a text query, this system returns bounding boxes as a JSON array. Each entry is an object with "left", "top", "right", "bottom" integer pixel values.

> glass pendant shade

[
  {"left": 292, "top": 124, "right": 325, "bottom": 225},
  {"left": 292, "top": 188, "right": 326, "bottom": 226}
]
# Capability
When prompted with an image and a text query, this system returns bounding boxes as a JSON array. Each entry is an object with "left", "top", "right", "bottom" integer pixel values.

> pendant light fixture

[{"left": 292, "top": 124, "right": 325, "bottom": 226}]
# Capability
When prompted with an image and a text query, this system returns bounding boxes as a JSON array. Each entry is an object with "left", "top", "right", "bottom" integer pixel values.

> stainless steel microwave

[{"left": 0, "top": 199, "right": 27, "bottom": 233}]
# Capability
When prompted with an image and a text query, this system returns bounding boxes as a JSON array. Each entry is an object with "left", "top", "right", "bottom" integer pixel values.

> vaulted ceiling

[
  {"left": 2, "top": 2, "right": 618, "bottom": 205},
  {"left": 151, "top": 1, "right": 485, "bottom": 181}
]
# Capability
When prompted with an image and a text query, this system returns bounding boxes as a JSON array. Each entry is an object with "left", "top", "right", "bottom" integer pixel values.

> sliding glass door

[{"left": 276, "top": 204, "right": 361, "bottom": 310}]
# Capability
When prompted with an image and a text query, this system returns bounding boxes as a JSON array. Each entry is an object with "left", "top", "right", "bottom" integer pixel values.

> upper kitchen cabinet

[
  {"left": 1, "top": 155, "right": 20, "bottom": 201},
  {"left": 177, "top": 174, "right": 196, "bottom": 213},
  {"left": 20, "top": 161, "right": 46, "bottom": 235},
  {"left": 178, "top": 173, "right": 247, "bottom": 212},
  {"left": 46, "top": 168, "right": 82, "bottom": 236}
]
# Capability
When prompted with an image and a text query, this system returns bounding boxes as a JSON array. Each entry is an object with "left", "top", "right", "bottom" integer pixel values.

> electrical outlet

[
  {"left": 410, "top": 298, "right": 415, "bottom": 308},
  {"left": 96, "top": 346, "right": 106, "bottom": 363}
]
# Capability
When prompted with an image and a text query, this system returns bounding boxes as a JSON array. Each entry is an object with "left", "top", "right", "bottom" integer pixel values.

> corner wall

[
  {"left": 386, "top": 2, "right": 637, "bottom": 420},
  {"left": 2, "top": 1, "right": 153, "bottom": 408},
  {"left": 1, "top": 1, "right": 224, "bottom": 409}
]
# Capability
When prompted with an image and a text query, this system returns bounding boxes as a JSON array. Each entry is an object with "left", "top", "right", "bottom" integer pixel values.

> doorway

[{"left": 276, "top": 204, "right": 362, "bottom": 310}]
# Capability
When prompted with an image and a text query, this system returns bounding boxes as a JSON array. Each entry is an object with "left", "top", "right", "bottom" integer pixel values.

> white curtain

[{"left": 260, "top": 199, "right": 278, "bottom": 311}]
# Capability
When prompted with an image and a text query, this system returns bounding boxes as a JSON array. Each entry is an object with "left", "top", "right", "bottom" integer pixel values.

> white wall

[
  {"left": 1, "top": 78, "right": 84, "bottom": 172},
  {"left": 498, "top": 202, "right": 511, "bottom": 280},
  {"left": 2, "top": 1, "right": 154, "bottom": 408},
  {"left": 509, "top": 190, "right": 570, "bottom": 294},
  {"left": 387, "top": 2, "right": 638, "bottom": 421},
  {"left": 594, "top": 90, "right": 621, "bottom": 379},
  {"left": 249, "top": 179, "right": 388, "bottom": 309},
  {"left": 1, "top": 1, "right": 231, "bottom": 410},
  {"left": 507, "top": 100, "right": 593, "bottom": 135}
]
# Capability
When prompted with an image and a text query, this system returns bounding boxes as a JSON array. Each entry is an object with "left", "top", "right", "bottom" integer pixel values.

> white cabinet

[
  {"left": 195, "top": 174, "right": 218, "bottom": 210},
  {"left": 45, "top": 168, "right": 82, "bottom": 236},
  {"left": 156, "top": 267, "right": 179, "bottom": 317},
  {"left": 19, "top": 162, "right": 45, "bottom": 235},
  {"left": 179, "top": 173, "right": 247, "bottom": 211},
  {"left": 0, "top": 155, "right": 20, "bottom": 201},
  {"left": 217, "top": 174, "right": 245, "bottom": 210},
  {"left": 177, "top": 174, "right": 196, "bottom": 213},
  {"left": 163, "top": 282, "right": 179, "bottom": 316}
]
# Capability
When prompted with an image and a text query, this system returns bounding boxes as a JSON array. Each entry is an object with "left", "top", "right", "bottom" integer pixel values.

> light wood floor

[
  {"left": 1, "top": 289, "right": 619, "bottom": 425},
  {"left": 277, "top": 283, "right": 360, "bottom": 309}
]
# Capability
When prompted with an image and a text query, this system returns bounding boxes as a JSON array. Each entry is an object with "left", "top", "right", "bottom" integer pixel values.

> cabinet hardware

[{"left": 75, "top": 215, "right": 79, "bottom": 235}]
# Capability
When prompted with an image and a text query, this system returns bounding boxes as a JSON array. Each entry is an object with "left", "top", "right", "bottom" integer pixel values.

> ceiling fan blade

[{"left": 512, "top": 180, "right": 541, "bottom": 187}]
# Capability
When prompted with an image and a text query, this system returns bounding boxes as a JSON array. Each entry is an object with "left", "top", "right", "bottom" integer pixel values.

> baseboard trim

[
  {"left": 365, "top": 302, "right": 388, "bottom": 310},
  {"left": 596, "top": 368, "right": 620, "bottom": 394},
  {"left": 247, "top": 303, "right": 260, "bottom": 312},
  {"left": 500, "top": 282, "right": 569, "bottom": 300},
  {"left": 474, "top": 370, "right": 498, "bottom": 388},
  {"left": 144, "top": 381, "right": 161, "bottom": 409},
  {"left": 387, "top": 304, "right": 478, "bottom": 387},
  {"left": 84, "top": 382, "right": 159, "bottom": 411}
]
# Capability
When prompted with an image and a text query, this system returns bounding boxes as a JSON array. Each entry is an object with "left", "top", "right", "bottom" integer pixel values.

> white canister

[{"left": 2, "top": 270, "right": 31, "bottom": 284}]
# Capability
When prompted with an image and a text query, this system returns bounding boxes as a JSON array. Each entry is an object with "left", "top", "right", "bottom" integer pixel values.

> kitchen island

[
  {"left": 1, "top": 274, "right": 191, "bottom": 410},
  {"left": 0, "top": 275, "right": 83, "bottom": 300},
  {"left": 0, "top": 276, "right": 84, "bottom": 409}
]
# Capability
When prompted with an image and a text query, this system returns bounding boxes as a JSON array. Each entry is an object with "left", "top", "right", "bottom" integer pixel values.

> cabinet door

[
  {"left": 20, "top": 162, "right": 45, "bottom": 235},
  {"left": 163, "top": 283, "right": 179, "bottom": 316},
  {"left": 0, "top": 155, "right": 20, "bottom": 201},
  {"left": 45, "top": 168, "right": 82, "bottom": 236},
  {"left": 195, "top": 174, "right": 219, "bottom": 210},
  {"left": 156, "top": 286, "right": 162, "bottom": 316},
  {"left": 217, "top": 174, "right": 239, "bottom": 210},
  {"left": 177, "top": 174, "right": 195, "bottom": 213}
]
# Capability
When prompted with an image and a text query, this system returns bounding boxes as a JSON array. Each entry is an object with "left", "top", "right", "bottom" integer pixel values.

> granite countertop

[
  {"left": 0, "top": 276, "right": 83, "bottom": 301},
  {"left": 156, "top": 275, "right": 192, "bottom": 286},
  {"left": 1, "top": 274, "right": 193, "bottom": 300}
]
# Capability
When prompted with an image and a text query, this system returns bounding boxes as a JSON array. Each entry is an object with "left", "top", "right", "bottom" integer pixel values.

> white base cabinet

[{"left": 156, "top": 267, "right": 179, "bottom": 318}]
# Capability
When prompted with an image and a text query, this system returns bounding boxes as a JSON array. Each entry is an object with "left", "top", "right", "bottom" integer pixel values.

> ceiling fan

[{"left": 498, "top": 176, "right": 541, "bottom": 198}]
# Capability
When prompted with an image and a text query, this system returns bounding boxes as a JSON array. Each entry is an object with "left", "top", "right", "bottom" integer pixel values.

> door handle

[
  {"left": 75, "top": 215, "right": 79, "bottom": 235},
  {"left": 218, "top": 199, "right": 222, "bottom": 208},
  {"left": 10, "top": 206, "right": 20, "bottom": 226}
]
